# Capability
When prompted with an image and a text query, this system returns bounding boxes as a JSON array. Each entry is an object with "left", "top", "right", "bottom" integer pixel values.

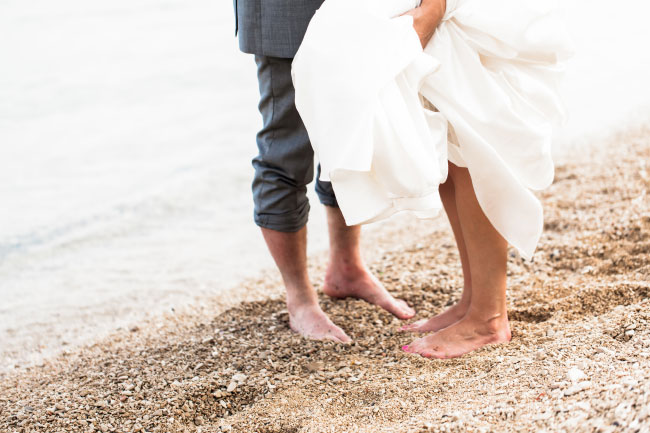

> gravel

[{"left": 0, "top": 126, "right": 649, "bottom": 432}]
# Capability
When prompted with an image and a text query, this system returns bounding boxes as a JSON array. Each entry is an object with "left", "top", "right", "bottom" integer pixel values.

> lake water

[{"left": 1, "top": 0, "right": 650, "bottom": 370}]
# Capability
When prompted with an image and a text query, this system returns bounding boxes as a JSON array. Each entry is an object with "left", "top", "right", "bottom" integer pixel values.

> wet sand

[{"left": 1, "top": 125, "right": 649, "bottom": 432}]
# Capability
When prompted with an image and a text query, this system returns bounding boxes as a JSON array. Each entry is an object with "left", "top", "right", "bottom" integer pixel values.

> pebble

[
  {"left": 226, "top": 382, "right": 237, "bottom": 393},
  {"left": 305, "top": 361, "right": 323, "bottom": 373},
  {"left": 597, "top": 347, "right": 615, "bottom": 356},
  {"left": 232, "top": 373, "right": 247, "bottom": 383},
  {"left": 551, "top": 381, "right": 568, "bottom": 390},
  {"left": 564, "top": 381, "right": 592, "bottom": 396},
  {"left": 567, "top": 367, "right": 587, "bottom": 383},
  {"left": 620, "top": 376, "right": 638, "bottom": 387}
]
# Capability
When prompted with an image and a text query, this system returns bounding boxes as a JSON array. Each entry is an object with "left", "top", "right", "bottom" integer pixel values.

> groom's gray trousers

[{"left": 234, "top": 0, "right": 338, "bottom": 232}]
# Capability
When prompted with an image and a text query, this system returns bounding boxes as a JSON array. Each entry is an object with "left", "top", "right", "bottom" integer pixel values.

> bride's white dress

[{"left": 291, "top": 0, "right": 573, "bottom": 260}]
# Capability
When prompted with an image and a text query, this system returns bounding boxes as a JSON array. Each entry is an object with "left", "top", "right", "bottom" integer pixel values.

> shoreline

[{"left": 1, "top": 123, "right": 649, "bottom": 432}]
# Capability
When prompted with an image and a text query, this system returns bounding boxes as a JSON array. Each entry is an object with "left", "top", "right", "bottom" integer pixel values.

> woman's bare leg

[
  {"left": 403, "top": 163, "right": 511, "bottom": 358},
  {"left": 400, "top": 177, "right": 472, "bottom": 332}
]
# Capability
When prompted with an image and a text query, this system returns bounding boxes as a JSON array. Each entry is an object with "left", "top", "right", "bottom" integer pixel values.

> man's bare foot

[
  {"left": 322, "top": 269, "right": 415, "bottom": 320},
  {"left": 400, "top": 301, "right": 469, "bottom": 333},
  {"left": 288, "top": 302, "right": 351, "bottom": 343},
  {"left": 402, "top": 313, "right": 511, "bottom": 359}
]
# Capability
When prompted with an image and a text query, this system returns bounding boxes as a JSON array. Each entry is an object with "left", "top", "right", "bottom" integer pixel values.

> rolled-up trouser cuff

[{"left": 254, "top": 199, "right": 311, "bottom": 232}]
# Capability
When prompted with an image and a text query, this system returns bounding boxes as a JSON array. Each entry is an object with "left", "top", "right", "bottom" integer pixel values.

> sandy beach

[
  {"left": 3, "top": 0, "right": 650, "bottom": 376},
  {"left": 1, "top": 123, "right": 648, "bottom": 432}
]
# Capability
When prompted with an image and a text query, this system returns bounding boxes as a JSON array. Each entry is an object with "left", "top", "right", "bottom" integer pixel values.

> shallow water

[{"left": 1, "top": 0, "right": 649, "bottom": 370}]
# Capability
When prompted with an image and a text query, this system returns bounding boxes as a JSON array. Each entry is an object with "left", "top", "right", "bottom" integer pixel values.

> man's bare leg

[
  {"left": 321, "top": 206, "right": 416, "bottom": 320},
  {"left": 400, "top": 177, "right": 472, "bottom": 332},
  {"left": 262, "top": 227, "right": 351, "bottom": 343},
  {"left": 404, "top": 164, "right": 511, "bottom": 358}
]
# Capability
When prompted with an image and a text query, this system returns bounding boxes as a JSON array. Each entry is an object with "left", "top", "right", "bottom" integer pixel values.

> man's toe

[{"left": 329, "top": 327, "right": 351, "bottom": 343}]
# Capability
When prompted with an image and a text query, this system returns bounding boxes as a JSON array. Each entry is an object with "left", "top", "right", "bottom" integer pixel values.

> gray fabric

[
  {"left": 252, "top": 55, "right": 337, "bottom": 233},
  {"left": 234, "top": 0, "right": 325, "bottom": 58}
]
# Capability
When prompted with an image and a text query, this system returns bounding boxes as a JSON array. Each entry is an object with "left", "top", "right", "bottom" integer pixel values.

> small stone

[
  {"left": 620, "top": 376, "right": 638, "bottom": 387},
  {"left": 202, "top": 336, "right": 215, "bottom": 344},
  {"left": 232, "top": 373, "right": 247, "bottom": 383},
  {"left": 597, "top": 347, "right": 614, "bottom": 356},
  {"left": 551, "top": 381, "right": 568, "bottom": 390},
  {"left": 535, "top": 349, "right": 546, "bottom": 360},
  {"left": 305, "top": 361, "right": 323, "bottom": 373},
  {"left": 564, "top": 381, "right": 592, "bottom": 396},
  {"left": 195, "top": 416, "right": 205, "bottom": 426},
  {"left": 546, "top": 329, "right": 556, "bottom": 337},
  {"left": 154, "top": 409, "right": 163, "bottom": 416},
  {"left": 226, "top": 381, "right": 237, "bottom": 393},
  {"left": 625, "top": 330, "right": 635, "bottom": 337},
  {"left": 567, "top": 367, "right": 586, "bottom": 383}
]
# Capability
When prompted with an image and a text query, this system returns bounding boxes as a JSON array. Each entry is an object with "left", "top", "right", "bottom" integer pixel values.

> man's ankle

[
  {"left": 327, "top": 255, "right": 367, "bottom": 279},
  {"left": 286, "top": 292, "right": 319, "bottom": 313}
]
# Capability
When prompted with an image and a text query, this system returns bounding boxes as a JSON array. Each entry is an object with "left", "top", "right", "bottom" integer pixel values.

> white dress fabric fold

[{"left": 292, "top": 0, "right": 572, "bottom": 259}]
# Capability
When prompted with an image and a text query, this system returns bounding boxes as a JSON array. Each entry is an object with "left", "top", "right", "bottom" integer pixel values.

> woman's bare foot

[
  {"left": 399, "top": 300, "right": 469, "bottom": 333},
  {"left": 322, "top": 269, "right": 415, "bottom": 320},
  {"left": 402, "top": 313, "right": 511, "bottom": 359},
  {"left": 288, "top": 302, "right": 351, "bottom": 343}
]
